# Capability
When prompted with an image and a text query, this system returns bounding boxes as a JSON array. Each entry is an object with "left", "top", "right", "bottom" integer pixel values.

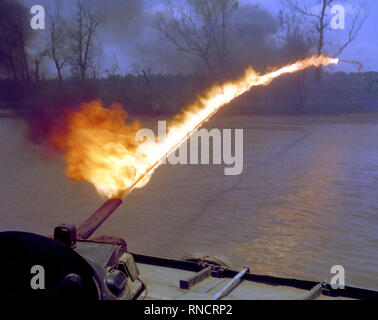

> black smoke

[{"left": 99, "top": 0, "right": 283, "bottom": 75}]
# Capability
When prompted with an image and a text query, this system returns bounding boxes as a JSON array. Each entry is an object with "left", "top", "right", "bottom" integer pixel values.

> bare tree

[
  {"left": 201, "top": 0, "right": 238, "bottom": 75},
  {"left": 281, "top": 0, "right": 368, "bottom": 80},
  {"left": 46, "top": 0, "right": 70, "bottom": 85},
  {"left": 33, "top": 47, "right": 49, "bottom": 81},
  {"left": 332, "top": 4, "right": 368, "bottom": 57},
  {"left": 0, "top": 0, "right": 18, "bottom": 79},
  {"left": 88, "top": 43, "right": 105, "bottom": 81},
  {"left": 69, "top": 0, "right": 105, "bottom": 80},
  {"left": 277, "top": 9, "right": 315, "bottom": 111},
  {"left": 0, "top": 0, "right": 31, "bottom": 81},
  {"left": 277, "top": 9, "right": 315, "bottom": 60},
  {"left": 156, "top": 0, "right": 238, "bottom": 76}
]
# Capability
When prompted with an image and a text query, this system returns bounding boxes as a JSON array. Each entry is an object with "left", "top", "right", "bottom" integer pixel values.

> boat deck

[{"left": 135, "top": 262, "right": 352, "bottom": 300}]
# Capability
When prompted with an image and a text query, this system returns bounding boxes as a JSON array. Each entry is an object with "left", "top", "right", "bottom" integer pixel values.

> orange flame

[{"left": 50, "top": 55, "right": 338, "bottom": 199}]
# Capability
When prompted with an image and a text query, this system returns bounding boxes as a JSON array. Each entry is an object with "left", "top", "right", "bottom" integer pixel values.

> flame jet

[
  {"left": 73, "top": 55, "right": 338, "bottom": 239},
  {"left": 114, "top": 55, "right": 338, "bottom": 198},
  {"left": 52, "top": 55, "right": 338, "bottom": 200}
]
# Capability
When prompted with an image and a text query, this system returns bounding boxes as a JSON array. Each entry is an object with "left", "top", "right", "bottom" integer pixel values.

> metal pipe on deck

[
  {"left": 212, "top": 267, "right": 249, "bottom": 300},
  {"left": 77, "top": 198, "right": 123, "bottom": 240}
]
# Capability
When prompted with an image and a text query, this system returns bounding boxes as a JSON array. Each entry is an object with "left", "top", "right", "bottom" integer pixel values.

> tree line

[{"left": 0, "top": 0, "right": 376, "bottom": 116}]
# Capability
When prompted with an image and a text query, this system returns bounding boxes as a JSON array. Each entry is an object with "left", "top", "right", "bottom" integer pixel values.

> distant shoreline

[{"left": 2, "top": 108, "right": 378, "bottom": 125}]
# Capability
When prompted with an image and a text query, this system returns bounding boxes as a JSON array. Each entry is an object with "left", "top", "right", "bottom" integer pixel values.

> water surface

[{"left": 0, "top": 114, "right": 377, "bottom": 290}]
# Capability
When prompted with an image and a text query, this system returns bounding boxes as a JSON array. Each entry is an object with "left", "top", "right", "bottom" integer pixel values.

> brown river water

[{"left": 0, "top": 114, "right": 377, "bottom": 290}]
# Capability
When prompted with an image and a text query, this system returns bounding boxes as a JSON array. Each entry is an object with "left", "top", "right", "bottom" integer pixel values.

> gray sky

[
  {"left": 100, "top": 0, "right": 378, "bottom": 73},
  {"left": 250, "top": 0, "right": 378, "bottom": 72},
  {"left": 28, "top": 0, "right": 378, "bottom": 74}
]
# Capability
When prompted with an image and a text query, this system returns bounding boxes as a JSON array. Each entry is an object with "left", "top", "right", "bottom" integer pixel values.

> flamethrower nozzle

[{"left": 77, "top": 198, "right": 123, "bottom": 240}]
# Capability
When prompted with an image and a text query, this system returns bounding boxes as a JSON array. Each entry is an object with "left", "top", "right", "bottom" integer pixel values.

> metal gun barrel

[{"left": 77, "top": 198, "right": 123, "bottom": 240}]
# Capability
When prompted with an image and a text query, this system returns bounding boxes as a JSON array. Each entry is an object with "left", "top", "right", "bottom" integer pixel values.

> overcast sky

[
  {"left": 100, "top": 0, "right": 378, "bottom": 73},
  {"left": 250, "top": 0, "right": 378, "bottom": 72},
  {"left": 28, "top": 0, "right": 378, "bottom": 73}
]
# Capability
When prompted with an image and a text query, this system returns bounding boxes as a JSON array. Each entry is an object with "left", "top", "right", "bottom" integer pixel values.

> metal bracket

[
  {"left": 180, "top": 266, "right": 212, "bottom": 290},
  {"left": 303, "top": 281, "right": 328, "bottom": 300}
]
